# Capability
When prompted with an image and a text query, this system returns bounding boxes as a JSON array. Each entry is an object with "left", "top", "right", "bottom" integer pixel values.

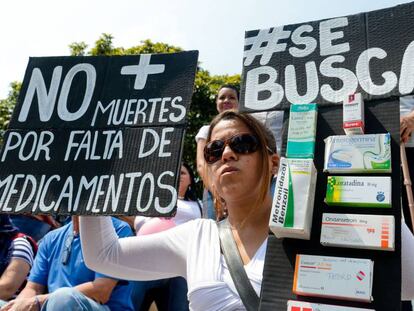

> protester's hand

[
  {"left": 0, "top": 297, "right": 39, "bottom": 311},
  {"left": 401, "top": 112, "right": 414, "bottom": 143}
]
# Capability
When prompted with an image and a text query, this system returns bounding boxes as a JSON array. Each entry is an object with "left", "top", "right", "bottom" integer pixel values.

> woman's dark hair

[
  {"left": 182, "top": 162, "right": 198, "bottom": 202},
  {"left": 217, "top": 84, "right": 240, "bottom": 101}
]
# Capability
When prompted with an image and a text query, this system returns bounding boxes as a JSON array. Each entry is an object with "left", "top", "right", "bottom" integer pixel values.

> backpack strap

[{"left": 217, "top": 219, "right": 260, "bottom": 311}]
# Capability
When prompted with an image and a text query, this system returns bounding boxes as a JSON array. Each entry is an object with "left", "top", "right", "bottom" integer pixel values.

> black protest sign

[
  {"left": 240, "top": 2, "right": 414, "bottom": 112},
  {"left": 260, "top": 100, "right": 401, "bottom": 311},
  {"left": 239, "top": 3, "right": 409, "bottom": 311},
  {"left": 0, "top": 51, "right": 198, "bottom": 216}
]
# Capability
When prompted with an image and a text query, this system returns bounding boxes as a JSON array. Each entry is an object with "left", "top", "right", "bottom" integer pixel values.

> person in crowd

[
  {"left": 400, "top": 95, "right": 414, "bottom": 311},
  {"left": 132, "top": 163, "right": 201, "bottom": 311},
  {"left": 195, "top": 85, "right": 281, "bottom": 220},
  {"left": 196, "top": 84, "right": 239, "bottom": 181},
  {"left": 10, "top": 215, "right": 60, "bottom": 242},
  {"left": 80, "top": 111, "right": 280, "bottom": 310},
  {"left": 134, "top": 163, "right": 201, "bottom": 233},
  {"left": 0, "top": 215, "right": 36, "bottom": 307},
  {"left": 1, "top": 216, "right": 134, "bottom": 311},
  {"left": 400, "top": 95, "right": 414, "bottom": 231},
  {"left": 195, "top": 84, "right": 239, "bottom": 219}
]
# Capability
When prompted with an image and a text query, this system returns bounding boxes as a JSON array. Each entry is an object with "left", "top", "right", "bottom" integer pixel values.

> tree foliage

[
  {"left": 0, "top": 81, "right": 21, "bottom": 143},
  {"left": 0, "top": 34, "right": 240, "bottom": 187}
]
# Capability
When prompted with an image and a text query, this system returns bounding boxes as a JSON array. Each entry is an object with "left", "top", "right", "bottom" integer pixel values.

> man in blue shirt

[{"left": 1, "top": 216, "right": 134, "bottom": 311}]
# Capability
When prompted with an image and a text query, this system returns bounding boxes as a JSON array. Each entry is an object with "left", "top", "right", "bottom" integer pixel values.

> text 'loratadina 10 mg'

[
  {"left": 320, "top": 213, "right": 395, "bottom": 251},
  {"left": 287, "top": 300, "right": 375, "bottom": 311},
  {"left": 269, "top": 158, "right": 317, "bottom": 240},
  {"left": 324, "top": 133, "right": 391, "bottom": 173},
  {"left": 325, "top": 176, "right": 391, "bottom": 208},
  {"left": 286, "top": 103, "right": 318, "bottom": 158},
  {"left": 293, "top": 254, "right": 374, "bottom": 302}
]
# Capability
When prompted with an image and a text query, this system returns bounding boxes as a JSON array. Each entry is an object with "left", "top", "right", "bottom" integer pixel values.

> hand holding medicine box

[
  {"left": 320, "top": 213, "right": 395, "bottom": 251},
  {"left": 343, "top": 93, "right": 365, "bottom": 135},
  {"left": 269, "top": 158, "right": 317, "bottom": 240},
  {"left": 293, "top": 254, "right": 374, "bottom": 302},
  {"left": 325, "top": 176, "right": 391, "bottom": 208},
  {"left": 287, "top": 300, "right": 375, "bottom": 311},
  {"left": 324, "top": 133, "right": 391, "bottom": 173}
]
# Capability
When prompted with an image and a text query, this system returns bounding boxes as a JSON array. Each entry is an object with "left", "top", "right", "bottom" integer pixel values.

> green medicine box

[
  {"left": 325, "top": 176, "right": 391, "bottom": 208},
  {"left": 286, "top": 103, "right": 318, "bottom": 159}
]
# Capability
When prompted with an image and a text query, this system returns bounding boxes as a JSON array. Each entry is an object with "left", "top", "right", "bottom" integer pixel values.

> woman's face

[
  {"left": 178, "top": 165, "right": 191, "bottom": 198},
  {"left": 207, "top": 119, "right": 262, "bottom": 202},
  {"left": 216, "top": 88, "right": 239, "bottom": 113}
]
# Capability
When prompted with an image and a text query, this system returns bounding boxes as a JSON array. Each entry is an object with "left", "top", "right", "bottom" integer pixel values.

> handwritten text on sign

[
  {"left": 0, "top": 52, "right": 199, "bottom": 216},
  {"left": 241, "top": 3, "right": 414, "bottom": 110}
]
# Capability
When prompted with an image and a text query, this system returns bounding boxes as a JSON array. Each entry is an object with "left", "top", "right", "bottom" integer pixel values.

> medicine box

[
  {"left": 287, "top": 300, "right": 374, "bottom": 311},
  {"left": 325, "top": 176, "right": 391, "bottom": 208},
  {"left": 269, "top": 158, "right": 317, "bottom": 240},
  {"left": 324, "top": 133, "right": 391, "bottom": 173},
  {"left": 293, "top": 254, "right": 374, "bottom": 302},
  {"left": 343, "top": 93, "right": 365, "bottom": 135},
  {"left": 286, "top": 103, "right": 318, "bottom": 158},
  {"left": 320, "top": 213, "right": 395, "bottom": 251}
]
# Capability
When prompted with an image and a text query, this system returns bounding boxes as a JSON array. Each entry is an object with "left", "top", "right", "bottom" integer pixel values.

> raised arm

[
  {"left": 79, "top": 216, "right": 190, "bottom": 281},
  {"left": 196, "top": 138, "right": 207, "bottom": 182}
]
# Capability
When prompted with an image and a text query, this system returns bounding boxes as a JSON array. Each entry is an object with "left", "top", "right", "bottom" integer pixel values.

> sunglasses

[{"left": 204, "top": 133, "right": 261, "bottom": 164}]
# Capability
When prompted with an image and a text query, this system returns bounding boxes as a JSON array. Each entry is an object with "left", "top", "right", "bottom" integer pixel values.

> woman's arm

[
  {"left": 401, "top": 110, "right": 414, "bottom": 143},
  {"left": 80, "top": 216, "right": 191, "bottom": 281},
  {"left": 0, "top": 259, "right": 30, "bottom": 300},
  {"left": 196, "top": 138, "right": 207, "bottom": 182}
]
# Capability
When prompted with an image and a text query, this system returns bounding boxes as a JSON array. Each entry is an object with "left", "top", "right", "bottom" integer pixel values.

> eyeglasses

[
  {"left": 61, "top": 232, "right": 74, "bottom": 265},
  {"left": 204, "top": 133, "right": 261, "bottom": 164}
]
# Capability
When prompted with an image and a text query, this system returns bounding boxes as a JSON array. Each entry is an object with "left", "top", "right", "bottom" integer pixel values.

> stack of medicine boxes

[{"left": 273, "top": 95, "right": 393, "bottom": 310}]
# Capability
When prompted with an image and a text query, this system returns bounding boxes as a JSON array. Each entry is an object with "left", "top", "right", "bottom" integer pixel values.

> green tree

[
  {"left": 0, "top": 81, "right": 21, "bottom": 143},
  {"left": 68, "top": 41, "right": 88, "bottom": 56},
  {"left": 88, "top": 33, "right": 124, "bottom": 56}
]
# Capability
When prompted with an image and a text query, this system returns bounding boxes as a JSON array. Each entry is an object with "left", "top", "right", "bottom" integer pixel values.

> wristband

[{"left": 34, "top": 296, "right": 41, "bottom": 310}]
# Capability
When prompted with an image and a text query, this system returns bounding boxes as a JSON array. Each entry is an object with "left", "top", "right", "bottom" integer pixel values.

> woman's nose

[{"left": 221, "top": 145, "right": 237, "bottom": 162}]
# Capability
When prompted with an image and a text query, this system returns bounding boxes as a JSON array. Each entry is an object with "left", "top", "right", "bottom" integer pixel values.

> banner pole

[{"left": 401, "top": 143, "right": 414, "bottom": 232}]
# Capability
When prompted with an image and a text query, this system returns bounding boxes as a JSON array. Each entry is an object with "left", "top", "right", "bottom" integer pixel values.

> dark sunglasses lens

[
  {"left": 230, "top": 134, "right": 258, "bottom": 153},
  {"left": 204, "top": 140, "right": 224, "bottom": 163}
]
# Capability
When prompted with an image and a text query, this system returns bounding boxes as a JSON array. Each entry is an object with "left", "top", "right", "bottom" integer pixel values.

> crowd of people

[{"left": 0, "top": 86, "right": 413, "bottom": 311}]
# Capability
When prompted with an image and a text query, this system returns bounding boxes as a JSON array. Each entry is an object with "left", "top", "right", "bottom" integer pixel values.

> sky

[{"left": 0, "top": 0, "right": 412, "bottom": 99}]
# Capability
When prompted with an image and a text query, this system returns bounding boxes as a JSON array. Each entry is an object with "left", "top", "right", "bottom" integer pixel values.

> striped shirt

[{"left": 11, "top": 237, "right": 34, "bottom": 267}]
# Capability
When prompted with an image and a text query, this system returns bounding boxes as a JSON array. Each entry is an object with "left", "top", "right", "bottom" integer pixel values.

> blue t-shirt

[{"left": 29, "top": 217, "right": 134, "bottom": 311}]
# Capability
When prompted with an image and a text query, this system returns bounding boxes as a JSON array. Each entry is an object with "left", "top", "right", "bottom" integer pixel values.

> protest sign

[
  {"left": 238, "top": 3, "right": 412, "bottom": 311},
  {"left": 240, "top": 2, "right": 414, "bottom": 112},
  {"left": 0, "top": 51, "right": 198, "bottom": 216}
]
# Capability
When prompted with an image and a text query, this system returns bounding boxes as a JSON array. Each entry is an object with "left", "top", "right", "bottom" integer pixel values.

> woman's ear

[{"left": 270, "top": 153, "right": 280, "bottom": 176}]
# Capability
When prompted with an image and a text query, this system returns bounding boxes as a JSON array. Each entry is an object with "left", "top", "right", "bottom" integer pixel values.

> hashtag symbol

[{"left": 244, "top": 27, "right": 290, "bottom": 67}]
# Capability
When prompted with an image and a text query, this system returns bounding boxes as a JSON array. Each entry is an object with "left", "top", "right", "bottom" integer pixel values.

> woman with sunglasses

[
  {"left": 80, "top": 110, "right": 279, "bottom": 310},
  {"left": 195, "top": 84, "right": 240, "bottom": 181},
  {"left": 196, "top": 85, "right": 239, "bottom": 219}
]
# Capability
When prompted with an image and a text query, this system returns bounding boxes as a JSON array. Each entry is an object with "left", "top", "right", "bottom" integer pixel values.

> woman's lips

[
  {"left": 221, "top": 166, "right": 239, "bottom": 175},
  {"left": 223, "top": 103, "right": 234, "bottom": 110}
]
